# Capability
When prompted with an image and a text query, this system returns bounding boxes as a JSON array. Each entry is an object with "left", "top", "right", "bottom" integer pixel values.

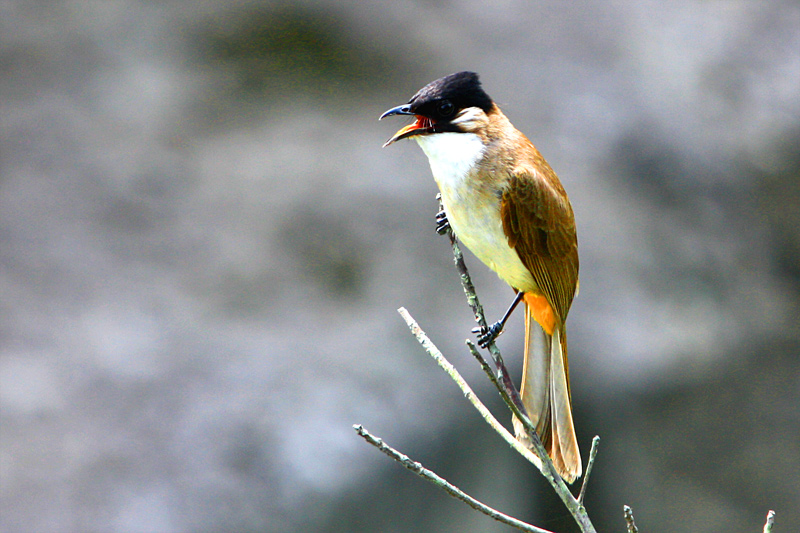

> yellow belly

[{"left": 439, "top": 184, "right": 536, "bottom": 293}]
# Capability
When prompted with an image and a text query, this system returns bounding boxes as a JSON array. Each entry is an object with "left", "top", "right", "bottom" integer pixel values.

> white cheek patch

[{"left": 451, "top": 107, "right": 485, "bottom": 127}]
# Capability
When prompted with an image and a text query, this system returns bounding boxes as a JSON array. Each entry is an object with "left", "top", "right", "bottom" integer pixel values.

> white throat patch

[{"left": 415, "top": 132, "right": 485, "bottom": 189}]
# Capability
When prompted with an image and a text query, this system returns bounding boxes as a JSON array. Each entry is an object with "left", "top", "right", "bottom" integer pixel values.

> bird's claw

[
  {"left": 472, "top": 321, "right": 504, "bottom": 348},
  {"left": 435, "top": 209, "right": 451, "bottom": 235}
]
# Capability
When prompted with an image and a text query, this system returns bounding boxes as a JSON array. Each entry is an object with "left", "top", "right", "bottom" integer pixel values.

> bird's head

[{"left": 380, "top": 71, "right": 494, "bottom": 147}]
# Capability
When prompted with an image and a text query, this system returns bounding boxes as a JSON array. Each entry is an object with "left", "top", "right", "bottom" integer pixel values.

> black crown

[{"left": 408, "top": 71, "right": 493, "bottom": 116}]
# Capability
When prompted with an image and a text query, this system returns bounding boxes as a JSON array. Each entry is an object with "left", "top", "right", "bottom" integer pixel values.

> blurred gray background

[{"left": 1, "top": 0, "right": 799, "bottom": 531}]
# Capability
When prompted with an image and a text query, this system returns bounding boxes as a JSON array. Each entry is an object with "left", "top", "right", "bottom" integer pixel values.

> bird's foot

[
  {"left": 435, "top": 209, "right": 451, "bottom": 235},
  {"left": 435, "top": 193, "right": 451, "bottom": 235},
  {"left": 472, "top": 321, "right": 504, "bottom": 348}
]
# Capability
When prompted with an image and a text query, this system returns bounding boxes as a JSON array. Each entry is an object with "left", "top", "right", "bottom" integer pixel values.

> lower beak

[
  {"left": 380, "top": 105, "right": 433, "bottom": 147},
  {"left": 383, "top": 118, "right": 431, "bottom": 147}
]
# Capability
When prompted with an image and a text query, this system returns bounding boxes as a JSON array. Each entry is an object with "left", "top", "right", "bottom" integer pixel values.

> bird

[{"left": 380, "top": 71, "right": 581, "bottom": 482}]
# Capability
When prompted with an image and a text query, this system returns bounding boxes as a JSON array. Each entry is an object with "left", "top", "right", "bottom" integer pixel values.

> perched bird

[{"left": 381, "top": 71, "right": 581, "bottom": 482}]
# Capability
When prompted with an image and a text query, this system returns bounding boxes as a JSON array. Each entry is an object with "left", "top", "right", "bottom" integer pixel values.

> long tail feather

[{"left": 513, "top": 302, "right": 582, "bottom": 483}]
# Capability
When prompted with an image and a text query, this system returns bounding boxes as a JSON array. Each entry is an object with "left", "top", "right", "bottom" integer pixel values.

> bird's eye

[{"left": 437, "top": 100, "right": 454, "bottom": 117}]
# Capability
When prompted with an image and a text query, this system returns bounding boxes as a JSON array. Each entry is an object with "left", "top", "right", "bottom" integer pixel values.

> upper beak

[
  {"left": 380, "top": 104, "right": 432, "bottom": 147},
  {"left": 379, "top": 104, "right": 414, "bottom": 120}
]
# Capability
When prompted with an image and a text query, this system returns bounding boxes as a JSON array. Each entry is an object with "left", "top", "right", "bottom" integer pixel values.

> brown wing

[{"left": 500, "top": 162, "right": 578, "bottom": 326}]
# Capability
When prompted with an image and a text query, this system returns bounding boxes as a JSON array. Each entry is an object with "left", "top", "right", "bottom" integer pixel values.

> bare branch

[
  {"left": 397, "top": 308, "right": 542, "bottom": 467},
  {"left": 623, "top": 505, "right": 639, "bottom": 533},
  {"left": 399, "top": 307, "right": 595, "bottom": 531},
  {"left": 763, "top": 510, "right": 775, "bottom": 533},
  {"left": 463, "top": 340, "right": 542, "bottom": 471},
  {"left": 578, "top": 436, "right": 601, "bottom": 505},
  {"left": 353, "top": 424, "right": 555, "bottom": 533}
]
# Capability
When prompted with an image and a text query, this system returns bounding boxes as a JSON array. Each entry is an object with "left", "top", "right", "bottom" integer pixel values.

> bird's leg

[
  {"left": 472, "top": 291, "right": 525, "bottom": 348},
  {"left": 435, "top": 193, "right": 451, "bottom": 235}
]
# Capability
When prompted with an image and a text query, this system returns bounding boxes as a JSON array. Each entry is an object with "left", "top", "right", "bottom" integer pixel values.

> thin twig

[
  {"left": 464, "top": 340, "right": 542, "bottom": 471},
  {"left": 466, "top": 340, "right": 595, "bottom": 532},
  {"left": 401, "top": 306, "right": 594, "bottom": 532},
  {"left": 397, "top": 308, "right": 542, "bottom": 466},
  {"left": 623, "top": 505, "right": 639, "bottom": 533},
  {"left": 353, "top": 424, "right": 554, "bottom": 533},
  {"left": 578, "top": 436, "right": 601, "bottom": 505},
  {"left": 763, "top": 510, "right": 775, "bottom": 533}
]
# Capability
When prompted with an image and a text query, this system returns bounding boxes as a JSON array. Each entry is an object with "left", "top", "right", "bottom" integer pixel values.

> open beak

[{"left": 380, "top": 104, "right": 434, "bottom": 147}]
